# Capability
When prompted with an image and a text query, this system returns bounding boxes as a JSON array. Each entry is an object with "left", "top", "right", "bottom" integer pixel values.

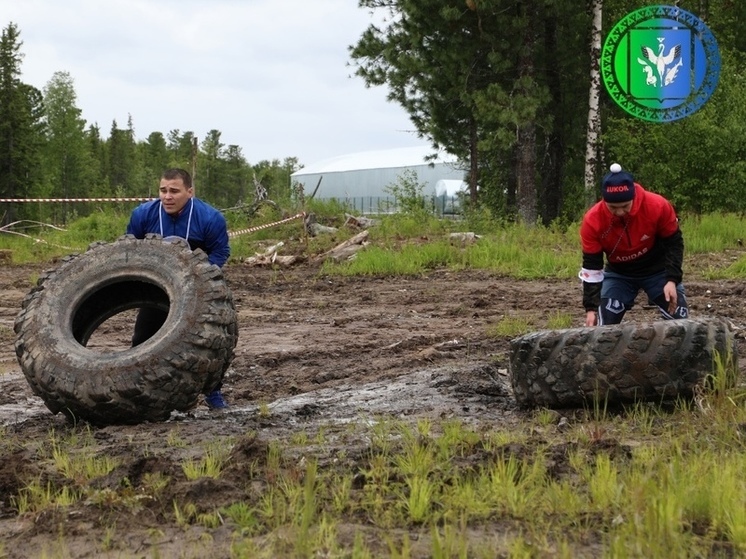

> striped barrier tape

[
  {"left": 0, "top": 197, "right": 306, "bottom": 239},
  {"left": 228, "top": 212, "right": 306, "bottom": 238},
  {"left": 0, "top": 197, "right": 155, "bottom": 203}
]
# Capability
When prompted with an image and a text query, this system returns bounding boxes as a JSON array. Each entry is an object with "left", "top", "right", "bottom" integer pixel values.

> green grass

[
  {"left": 3, "top": 357, "right": 743, "bottom": 556},
  {"left": 181, "top": 440, "right": 233, "bottom": 480},
  {"left": 679, "top": 213, "right": 745, "bottom": 253},
  {"left": 1, "top": 208, "right": 743, "bottom": 280},
  {"left": 209, "top": 356, "right": 745, "bottom": 557},
  {"left": 1, "top": 205, "right": 745, "bottom": 556},
  {"left": 487, "top": 315, "right": 535, "bottom": 337}
]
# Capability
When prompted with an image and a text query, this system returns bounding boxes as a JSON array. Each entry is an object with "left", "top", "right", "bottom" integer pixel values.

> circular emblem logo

[{"left": 601, "top": 5, "right": 720, "bottom": 122}]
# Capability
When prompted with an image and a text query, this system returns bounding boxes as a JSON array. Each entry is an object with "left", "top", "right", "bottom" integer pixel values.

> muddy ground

[{"left": 0, "top": 250, "right": 744, "bottom": 558}]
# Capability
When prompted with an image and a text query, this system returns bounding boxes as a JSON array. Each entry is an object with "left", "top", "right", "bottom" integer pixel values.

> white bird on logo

[{"left": 641, "top": 39, "right": 682, "bottom": 85}]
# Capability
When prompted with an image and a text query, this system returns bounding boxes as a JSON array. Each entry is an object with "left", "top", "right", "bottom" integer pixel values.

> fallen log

[
  {"left": 243, "top": 241, "right": 304, "bottom": 267},
  {"left": 245, "top": 254, "right": 303, "bottom": 267},
  {"left": 344, "top": 213, "right": 378, "bottom": 229},
  {"left": 314, "top": 230, "right": 369, "bottom": 263},
  {"left": 305, "top": 213, "right": 338, "bottom": 236},
  {"left": 449, "top": 232, "right": 481, "bottom": 246}
]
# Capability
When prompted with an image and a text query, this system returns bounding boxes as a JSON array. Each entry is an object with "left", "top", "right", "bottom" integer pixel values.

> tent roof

[
  {"left": 435, "top": 179, "right": 468, "bottom": 196},
  {"left": 292, "top": 146, "right": 458, "bottom": 175}
]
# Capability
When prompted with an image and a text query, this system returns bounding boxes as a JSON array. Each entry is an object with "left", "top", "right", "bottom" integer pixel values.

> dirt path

[{"left": 0, "top": 259, "right": 744, "bottom": 557}]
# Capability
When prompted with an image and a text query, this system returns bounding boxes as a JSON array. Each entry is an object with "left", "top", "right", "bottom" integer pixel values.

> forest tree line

[
  {"left": 0, "top": 22, "right": 300, "bottom": 225},
  {"left": 350, "top": 0, "right": 746, "bottom": 222},
  {"left": 2, "top": 0, "right": 746, "bottom": 227}
]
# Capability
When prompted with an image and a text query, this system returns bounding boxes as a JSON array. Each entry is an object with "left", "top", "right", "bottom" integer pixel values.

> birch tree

[{"left": 584, "top": 0, "right": 603, "bottom": 206}]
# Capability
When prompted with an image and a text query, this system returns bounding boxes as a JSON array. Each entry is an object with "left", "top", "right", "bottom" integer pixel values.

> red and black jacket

[{"left": 579, "top": 183, "right": 684, "bottom": 311}]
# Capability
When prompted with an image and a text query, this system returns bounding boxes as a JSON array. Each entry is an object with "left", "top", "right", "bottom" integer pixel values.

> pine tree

[
  {"left": 350, "top": 0, "right": 590, "bottom": 223},
  {"left": 42, "top": 71, "right": 95, "bottom": 210},
  {"left": 107, "top": 118, "right": 139, "bottom": 195},
  {"left": 0, "top": 22, "right": 44, "bottom": 222}
]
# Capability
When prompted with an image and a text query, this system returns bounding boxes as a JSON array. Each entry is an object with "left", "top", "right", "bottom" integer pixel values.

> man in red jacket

[{"left": 579, "top": 163, "right": 689, "bottom": 326}]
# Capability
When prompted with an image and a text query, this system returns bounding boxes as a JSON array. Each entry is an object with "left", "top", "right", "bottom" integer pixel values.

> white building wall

[{"left": 291, "top": 146, "right": 466, "bottom": 201}]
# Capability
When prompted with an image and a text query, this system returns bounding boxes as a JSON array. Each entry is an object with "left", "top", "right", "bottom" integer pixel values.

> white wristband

[{"left": 578, "top": 268, "right": 604, "bottom": 283}]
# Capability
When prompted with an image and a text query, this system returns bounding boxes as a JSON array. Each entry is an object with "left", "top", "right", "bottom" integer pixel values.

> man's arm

[
  {"left": 581, "top": 251, "right": 604, "bottom": 311},
  {"left": 126, "top": 206, "right": 145, "bottom": 238},
  {"left": 580, "top": 251, "right": 604, "bottom": 326},
  {"left": 659, "top": 228, "right": 684, "bottom": 284},
  {"left": 583, "top": 281, "right": 602, "bottom": 311},
  {"left": 204, "top": 213, "right": 231, "bottom": 268},
  {"left": 579, "top": 209, "right": 605, "bottom": 325}
]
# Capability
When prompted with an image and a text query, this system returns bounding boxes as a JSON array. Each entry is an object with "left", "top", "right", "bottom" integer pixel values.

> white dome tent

[
  {"left": 291, "top": 146, "right": 466, "bottom": 214},
  {"left": 434, "top": 179, "right": 469, "bottom": 214}
]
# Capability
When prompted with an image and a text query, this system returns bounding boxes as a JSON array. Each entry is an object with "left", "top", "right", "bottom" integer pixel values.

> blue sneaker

[{"left": 204, "top": 390, "right": 228, "bottom": 410}]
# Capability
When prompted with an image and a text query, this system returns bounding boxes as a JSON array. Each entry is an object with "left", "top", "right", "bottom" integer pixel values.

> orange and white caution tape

[
  {"left": 0, "top": 197, "right": 306, "bottom": 240},
  {"left": 0, "top": 197, "right": 155, "bottom": 203},
  {"left": 228, "top": 212, "right": 306, "bottom": 238}
]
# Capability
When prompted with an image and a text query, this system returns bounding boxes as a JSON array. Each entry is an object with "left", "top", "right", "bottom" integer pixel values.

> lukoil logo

[{"left": 601, "top": 5, "right": 720, "bottom": 122}]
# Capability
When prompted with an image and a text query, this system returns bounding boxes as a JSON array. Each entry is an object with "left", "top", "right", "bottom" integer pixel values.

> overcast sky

[{"left": 1, "top": 0, "right": 425, "bottom": 167}]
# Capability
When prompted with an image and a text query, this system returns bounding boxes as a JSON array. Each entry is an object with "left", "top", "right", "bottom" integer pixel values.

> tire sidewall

[
  {"left": 15, "top": 235, "right": 237, "bottom": 423},
  {"left": 28, "top": 238, "right": 204, "bottom": 369}
]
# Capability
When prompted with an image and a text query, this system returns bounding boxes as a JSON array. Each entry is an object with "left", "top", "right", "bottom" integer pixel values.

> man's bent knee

[
  {"left": 651, "top": 293, "right": 689, "bottom": 320},
  {"left": 599, "top": 298, "right": 626, "bottom": 325}
]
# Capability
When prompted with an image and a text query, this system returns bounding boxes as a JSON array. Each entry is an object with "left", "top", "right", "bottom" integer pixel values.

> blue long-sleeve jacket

[{"left": 126, "top": 198, "right": 230, "bottom": 267}]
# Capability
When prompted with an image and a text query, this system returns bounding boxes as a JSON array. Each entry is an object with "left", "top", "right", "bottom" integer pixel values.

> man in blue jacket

[{"left": 126, "top": 167, "right": 231, "bottom": 409}]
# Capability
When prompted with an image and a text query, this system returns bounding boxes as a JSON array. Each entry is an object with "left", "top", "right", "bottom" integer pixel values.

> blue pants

[{"left": 598, "top": 270, "right": 689, "bottom": 325}]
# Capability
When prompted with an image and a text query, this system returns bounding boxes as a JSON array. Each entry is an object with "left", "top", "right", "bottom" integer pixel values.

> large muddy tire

[
  {"left": 509, "top": 318, "right": 737, "bottom": 409},
  {"left": 14, "top": 235, "right": 238, "bottom": 425}
]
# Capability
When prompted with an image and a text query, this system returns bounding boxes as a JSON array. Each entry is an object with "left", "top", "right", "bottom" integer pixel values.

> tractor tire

[
  {"left": 14, "top": 235, "right": 238, "bottom": 425},
  {"left": 509, "top": 318, "right": 737, "bottom": 409}
]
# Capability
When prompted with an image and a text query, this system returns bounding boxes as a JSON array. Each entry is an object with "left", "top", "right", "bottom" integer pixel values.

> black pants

[
  {"left": 131, "top": 307, "right": 222, "bottom": 394},
  {"left": 131, "top": 307, "right": 168, "bottom": 347}
]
